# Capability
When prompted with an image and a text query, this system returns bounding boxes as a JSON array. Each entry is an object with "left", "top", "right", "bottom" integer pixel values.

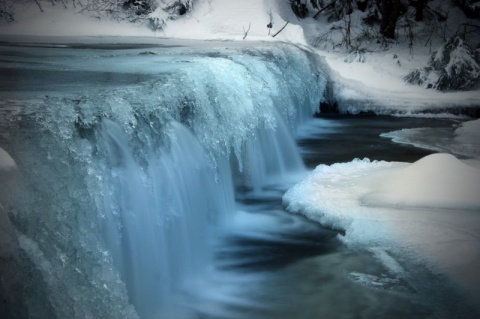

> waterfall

[
  {"left": 99, "top": 119, "right": 235, "bottom": 318},
  {"left": 0, "top": 42, "right": 327, "bottom": 318}
]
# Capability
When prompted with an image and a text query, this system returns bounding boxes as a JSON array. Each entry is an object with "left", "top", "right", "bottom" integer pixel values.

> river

[{"left": 211, "top": 114, "right": 479, "bottom": 319}]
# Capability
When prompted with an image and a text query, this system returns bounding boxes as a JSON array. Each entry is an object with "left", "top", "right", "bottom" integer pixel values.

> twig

[
  {"left": 59, "top": 0, "right": 68, "bottom": 9},
  {"left": 34, "top": 0, "right": 44, "bottom": 12},
  {"left": 267, "top": 8, "right": 273, "bottom": 35},
  {"left": 272, "top": 21, "right": 289, "bottom": 38},
  {"left": 313, "top": 1, "right": 336, "bottom": 19},
  {"left": 243, "top": 23, "right": 251, "bottom": 39},
  {"left": 425, "top": 5, "right": 447, "bottom": 21}
]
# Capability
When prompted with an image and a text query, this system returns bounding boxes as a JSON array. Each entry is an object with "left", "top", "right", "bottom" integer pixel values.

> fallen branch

[{"left": 272, "top": 21, "right": 289, "bottom": 38}]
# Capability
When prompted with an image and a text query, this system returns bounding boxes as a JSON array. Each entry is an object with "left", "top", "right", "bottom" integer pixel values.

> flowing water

[
  {"left": 0, "top": 39, "right": 478, "bottom": 319},
  {"left": 210, "top": 115, "right": 479, "bottom": 319}
]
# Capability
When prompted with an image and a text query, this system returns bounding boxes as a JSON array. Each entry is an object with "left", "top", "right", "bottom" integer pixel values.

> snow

[
  {"left": 0, "top": 147, "right": 16, "bottom": 171},
  {"left": 160, "top": 0, "right": 304, "bottom": 43},
  {"left": 381, "top": 118, "right": 480, "bottom": 159},
  {"left": 0, "top": 2, "right": 150, "bottom": 37},
  {"left": 0, "top": 0, "right": 306, "bottom": 43},
  {"left": 362, "top": 153, "right": 480, "bottom": 210},
  {"left": 322, "top": 46, "right": 480, "bottom": 113},
  {"left": 283, "top": 153, "right": 480, "bottom": 303}
]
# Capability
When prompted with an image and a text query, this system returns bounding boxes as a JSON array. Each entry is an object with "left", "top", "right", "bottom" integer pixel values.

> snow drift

[{"left": 283, "top": 153, "right": 480, "bottom": 304}]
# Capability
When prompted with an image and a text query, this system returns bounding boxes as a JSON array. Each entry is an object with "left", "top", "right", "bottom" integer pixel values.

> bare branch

[
  {"left": 59, "top": 0, "right": 68, "bottom": 9},
  {"left": 267, "top": 8, "right": 273, "bottom": 35},
  {"left": 34, "top": 0, "right": 44, "bottom": 12},
  {"left": 272, "top": 21, "right": 289, "bottom": 38},
  {"left": 313, "top": 1, "right": 336, "bottom": 19},
  {"left": 243, "top": 23, "right": 251, "bottom": 39}
]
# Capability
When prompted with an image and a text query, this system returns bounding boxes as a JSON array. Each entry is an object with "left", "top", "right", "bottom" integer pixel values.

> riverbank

[{"left": 1, "top": 1, "right": 479, "bottom": 117}]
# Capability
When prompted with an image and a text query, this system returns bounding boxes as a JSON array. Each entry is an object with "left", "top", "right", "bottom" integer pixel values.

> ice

[
  {"left": 381, "top": 118, "right": 480, "bottom": 159},
  {"left": 283, "top": 153, "right": 480, "bottom": 304},
  {"left": 455, "top": 118, "right": 480, "bottom": 149},
  {"left": 0, "top": 42, "right": 325, "bottom": 318}
]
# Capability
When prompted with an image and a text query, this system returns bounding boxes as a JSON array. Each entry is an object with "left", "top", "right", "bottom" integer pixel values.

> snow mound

[
  {"left": 0, "top": 0, "right": 306, "bottom": 44},
  {"left": 0, "top": 147, "right": 16, "bottom": 171},
  {"left": 362, "top": 153, "right": 480, "bottom": 210},
  {"left": 283, "top": 153, "right": 480, "bottom": 302},
  {"left": 455, "top": 118, "right": 480, "bottom": 146},
  {"left": 283, "top": 157, "right": 400, "bottom": 241}
]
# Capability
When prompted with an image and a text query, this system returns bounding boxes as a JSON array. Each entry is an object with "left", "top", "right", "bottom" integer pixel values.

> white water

[{"left": 0, "top": 41, "right": 324, "bottom": 318}]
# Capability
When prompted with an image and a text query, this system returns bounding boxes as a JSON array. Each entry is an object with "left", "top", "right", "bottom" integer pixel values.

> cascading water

[
  {"left": 99, "top": 119, "right": 236, "bottom": 318},
  {"left": 0, "top": 40, "right": 327, "bottom": 318}
]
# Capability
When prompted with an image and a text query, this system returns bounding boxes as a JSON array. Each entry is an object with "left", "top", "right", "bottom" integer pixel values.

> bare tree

[
  {"left": 415, "top": 0, "right": 425, "bottom": 21},
  {"left": 0, "top": 0, "right": 15, "bottom": 23},
  {"left": 380, "top": 0, "right": 401, "bottom": 39}
]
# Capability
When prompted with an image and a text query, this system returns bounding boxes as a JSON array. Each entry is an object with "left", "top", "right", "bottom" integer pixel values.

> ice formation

[
  {"left": 283, "top": 153, "right": 480, "bottom": 302},
  {"left": 0, "top": 41, "right": 325, "bottom": 318}
]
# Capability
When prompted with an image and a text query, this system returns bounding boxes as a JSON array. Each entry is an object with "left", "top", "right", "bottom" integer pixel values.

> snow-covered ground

[{"left": 1, "top": 0, "right": 479, "bottom": 114}]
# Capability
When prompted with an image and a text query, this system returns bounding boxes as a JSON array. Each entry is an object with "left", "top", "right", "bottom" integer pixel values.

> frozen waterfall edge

[{"left": 0, "top": 42, "right": 327, "bottom": 318}]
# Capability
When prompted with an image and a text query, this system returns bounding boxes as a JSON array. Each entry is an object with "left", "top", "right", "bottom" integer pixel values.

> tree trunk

[
  {"left": 415, "top": 0, "right": 425, "bottom": 22},
  {"left": 380, "top": 0, "right": 400, "bottom": 39}
]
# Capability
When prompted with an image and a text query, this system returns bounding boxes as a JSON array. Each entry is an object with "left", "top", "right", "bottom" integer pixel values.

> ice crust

[
  {"left": 283, "top": 153, "right": 480, "bottom": 301},
  {"left": 381, "top": 118, "right": 480, "bottom": 159}
]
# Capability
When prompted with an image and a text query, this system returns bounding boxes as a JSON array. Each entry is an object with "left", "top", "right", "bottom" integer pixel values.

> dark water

[
  {"left": 213, "top": 114, "right": 479, "bottom": 319},
  {"left": 298, "top": 114, "right": 459, "bottom": 167}
]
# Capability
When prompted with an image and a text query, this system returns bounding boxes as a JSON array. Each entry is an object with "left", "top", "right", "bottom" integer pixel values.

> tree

[
  {"left": 380, "top": 0, "right": 401, "bottom": 39},
  {"left": 404, "top": 36, "right": 480, "bottom": 91},
  {"left": 0, "top": 0, "right": 14, "bottom": 23},
  {"left": 290, "top": 0, "right": 309, "bottom": 18},
  {"left": 415, "top": 0, "right": 425, "bottom": 22}
]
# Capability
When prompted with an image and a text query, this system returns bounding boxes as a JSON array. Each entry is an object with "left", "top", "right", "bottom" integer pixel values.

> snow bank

[
  {"left": 162, "top": 0, "right": 305, "bottom": 43},
  {"left": 283, "top": 153, "right": 480, "bottom": 301},
  {"left": 323, "top": 50, "right": 480, "bottom": 114},
  {"left": 0, "top": 2, "right": 150, "bottom": 37},
  {"left": 0, "top": 0, "right": 307, "bottom": 44},
  {"left": 0, "top": 147, "right": 16, "bottom": 171},
  {"left": 362, "top": 153, "right": 480, "bottom": 210}
]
